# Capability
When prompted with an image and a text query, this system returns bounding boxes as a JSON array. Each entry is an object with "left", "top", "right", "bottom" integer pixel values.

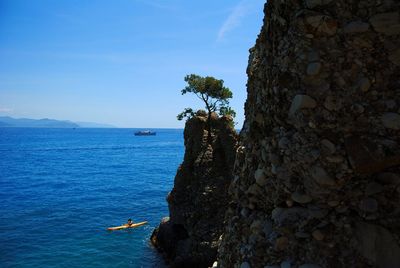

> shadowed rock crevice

[{"left": 151, "top": 113, "right": 238, "bottom": 268}]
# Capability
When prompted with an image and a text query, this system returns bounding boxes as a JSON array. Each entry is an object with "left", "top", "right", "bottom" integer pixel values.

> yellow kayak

[{"left": 107, "top": 221, "right": 148, "bottom": 231}]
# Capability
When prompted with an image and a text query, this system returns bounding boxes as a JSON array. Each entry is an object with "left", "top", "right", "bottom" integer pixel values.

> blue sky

[{"left": 0, "top": 0, "right": 265, "bottom": 128}]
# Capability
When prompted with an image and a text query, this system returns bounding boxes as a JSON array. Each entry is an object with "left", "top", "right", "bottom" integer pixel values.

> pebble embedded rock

[
  {"left": 310, "top": 166, "right": 336, "bottom": 186},
  {"left": 307, "top": 62, "right": 322, "bottom": 76},
  {"left": 241, "top": 262, "right": 251, "bottom": 268},
  {"left": 365, "top": 182, "right": 383, "bottom": 196},
  {"left": 289, "top": 95, "right": 317, "bottom": 116},
  {"left": 312, "top": 230, "right": 324, "bottom": 241},
  {"left": 280, "top": 260, "right": 291, "bottom": 268},
  {"left": 389, "top": 48, "right": 400, "bottom": 66},
  {"left": 291, "top": 191, "right": 312, "bottom": 204},
  {"left": 328, "top": 200, "right": 339, "bottom": 207},
  {"left": 355, "top": 222, "right": 400, "bottom": 267},
  {"left": 381, "top": 113, "right": 400, "bottom": 129},
  {"left": 326, "top": 155, "right": 344, "bottom": 163},
  {"left": 377, "top": 172, "right": 400, "bottom": 185},
  {"left": 305, "top": 15, "right": 337, "bottom": 36},
  {"left": 295, "top": 232, "right": 310, "bottom": 238},
  {"left": 321, "top": 139, "right": 336, "bottom": 154},
  {"left": 247, "top": 183, "right": 261, "bottom": 195},
  {"left": 255, "top": 168, "right": 267, "bottom": 186},
  {"left": 344, "top": 21, "right": 369, "bottom": 33},
  {"left": 370, "top": 12, "right": 400, "bottom": 35},
  {"left": 299, "top": 264, "right": 321, "bottom": 268},
  {"left": 359, "top": 198, "right": 378, "bottom": 213},
  {"left": 305, "top": 0, "right": 333, "bottom": 8},
  {"left": 358, "top": 77, "right": 371, "bottom": 92},
  {"left": 275, "top": 237, "right": 289, "bottom": 251}
]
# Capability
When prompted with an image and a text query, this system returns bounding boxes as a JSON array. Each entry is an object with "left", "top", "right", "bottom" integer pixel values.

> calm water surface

[{"left": 0, "top": 128, "right": 184, "bottom": 267}]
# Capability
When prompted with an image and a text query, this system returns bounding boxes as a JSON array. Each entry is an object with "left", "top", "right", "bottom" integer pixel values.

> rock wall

[
  {"left": 218, "top": 1, "right": 400, "bottom": 267},
  {"left": 151, "top": 112, "right": 238, "bottom": 267}
]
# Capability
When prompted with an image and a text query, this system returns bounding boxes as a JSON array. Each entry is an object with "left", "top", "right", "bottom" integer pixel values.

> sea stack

[{"left": 151, "top": 111, "right": 238, "bottom": 267}]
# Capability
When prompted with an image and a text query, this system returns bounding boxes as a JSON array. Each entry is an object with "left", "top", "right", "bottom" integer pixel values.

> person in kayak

[{"left": 126, "top": 219, "right": 134, "bottom": 226}]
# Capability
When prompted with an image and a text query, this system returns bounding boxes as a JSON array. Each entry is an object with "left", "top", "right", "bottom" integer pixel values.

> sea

[{"left": 0, "top": 128, "right": 185, "bottom": 268}]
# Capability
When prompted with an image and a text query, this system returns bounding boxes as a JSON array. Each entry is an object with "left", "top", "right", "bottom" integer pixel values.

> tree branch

[
  {"left": 194, "top": 92, "right": 204, "bottom": 101},
  {"left": 200, "top": 93, "right": 212, "bottom": 114}
]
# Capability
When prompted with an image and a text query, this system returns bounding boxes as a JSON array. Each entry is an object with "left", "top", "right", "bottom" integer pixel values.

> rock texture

[
  {"left": 217, "top": 1, "right": 400, "bottom": 267},
  {"left": 151, "top": 112, "right": 238, "bottom": 267}
]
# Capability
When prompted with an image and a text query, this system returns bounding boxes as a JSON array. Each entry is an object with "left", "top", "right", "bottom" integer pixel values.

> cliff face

[
  {"left": 152, "top": 113, "right": 238, "bottom": 267},
  {"left": 218, "top": 1, "right": 400, "bottom": 267}
]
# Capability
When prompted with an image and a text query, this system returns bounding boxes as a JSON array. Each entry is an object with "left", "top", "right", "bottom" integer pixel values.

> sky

[{"left": 0, "top": 0, "right": 265, "bottom": 128}]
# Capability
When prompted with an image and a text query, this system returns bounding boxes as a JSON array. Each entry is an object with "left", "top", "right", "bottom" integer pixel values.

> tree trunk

[{"left": 203, "top": 96, "right": 212, "bottom": 144}]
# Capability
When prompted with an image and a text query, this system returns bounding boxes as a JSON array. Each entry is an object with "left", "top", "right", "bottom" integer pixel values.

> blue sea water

[{"left": 0, "top": 128, "right": 184, "bottom": 267}]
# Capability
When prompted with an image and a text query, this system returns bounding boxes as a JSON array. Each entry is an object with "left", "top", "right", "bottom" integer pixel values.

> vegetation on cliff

[
  {"left": 177, "top": 74, "right": 236, "bottom": 131},
  {"left": 151, "top": 75, "right": 238, "bottom": 267}
]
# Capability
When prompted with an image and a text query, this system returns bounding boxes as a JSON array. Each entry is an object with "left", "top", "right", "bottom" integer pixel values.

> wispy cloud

[
  {"left": 0, "top": 107, "right": 12, "bottom": 113},
  {"left": 217, "top": 0, "right": 261, "bottom": 42}
]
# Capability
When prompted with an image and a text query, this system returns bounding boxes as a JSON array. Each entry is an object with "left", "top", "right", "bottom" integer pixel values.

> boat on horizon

[{"left": 134, "top": 130, "right": 156, "bottom": 136}]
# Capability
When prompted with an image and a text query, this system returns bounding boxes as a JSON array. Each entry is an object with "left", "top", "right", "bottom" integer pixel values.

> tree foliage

[
  {"left": 177, "top": 108, "right": 194, "bottom": 121},
  {"left": 177, "top": 74, "right": 235, "bottom": 121},
  {"left": 219, "top": 106, "right": 236, "bottom": 118}
]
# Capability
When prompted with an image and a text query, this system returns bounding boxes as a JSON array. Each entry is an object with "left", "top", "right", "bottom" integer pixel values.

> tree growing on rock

[
  {"left": 177, "top": 74, "right": 235, "bottom": 125},
  {"left": 177, "top": 74, "right": 235, "bottom": 141}
]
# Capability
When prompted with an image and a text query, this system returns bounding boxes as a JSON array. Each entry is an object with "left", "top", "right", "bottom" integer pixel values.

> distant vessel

[{"left": 134, "top": 130, "right": 156, "bottom": 136}]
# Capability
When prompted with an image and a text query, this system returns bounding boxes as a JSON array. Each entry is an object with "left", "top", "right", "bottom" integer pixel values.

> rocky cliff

[
  {"left": 218, "top": 1, "right": 400, "bottom": 267},
  {"left": 151, "top": 112, "right": 238, "bottom": 267}
]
